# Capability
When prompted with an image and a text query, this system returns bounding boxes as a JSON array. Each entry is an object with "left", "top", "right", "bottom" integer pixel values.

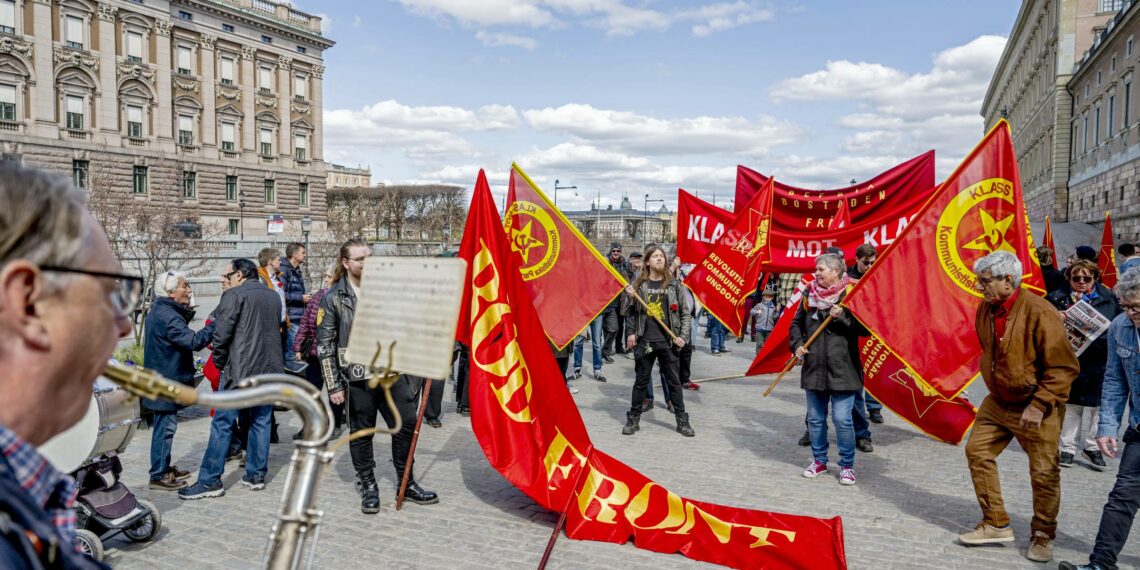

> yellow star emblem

[
  {"left": 962, "top": 209, "right": 1015, "bottom": 254},
  {"left": 510, "top": 220, "right": 545, "bottom": 264}
]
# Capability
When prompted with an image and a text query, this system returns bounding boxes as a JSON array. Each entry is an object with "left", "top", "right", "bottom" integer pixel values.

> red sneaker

[
  {"left": 802, "top": 461, "right": 828, "bottom": 478},
  {"left": 683, "top": 382, "right": 700, "bottom": 391}
]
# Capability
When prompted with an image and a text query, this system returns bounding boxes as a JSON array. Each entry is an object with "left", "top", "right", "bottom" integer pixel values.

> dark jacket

[
  {"left": 975, "top": 292, "right": 1078, "bottom": 415},
  {"left": 606, "top": 256, "right": 631, "bottom": 313},
  {"left": 624, "top": 278, "right": 692, "bottom": 342},
  {"left": 0, "top": 470, "right": 109, "bottom": 570},
  {"left": 292, "top": 287, "right": 328, "bottom": 359},
  {"left": 317, "top": 278, "right": 358, "bottom": 394},
  {"left": 1044, "top": 283, "right": 1121, "bottom": 407},
  {"left": 789, "top": 290, "right": 868, "bottom": 392},
  {"left": 142, "top": 297, "right": 215, "bottom": 411},
  {"left": 1041, "top": 264, "right": 1065, "bottom": 294},
  {"left": 211, "top": 280, "right": 285, "bottom": 388},
  {"left": 279, "top": 256, "right": 308, "bottom": 322}
]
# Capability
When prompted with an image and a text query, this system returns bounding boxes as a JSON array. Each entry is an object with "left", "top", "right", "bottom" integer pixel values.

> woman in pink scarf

[{"left": 790, "top": 253, "right": 868, "bottom": 486}]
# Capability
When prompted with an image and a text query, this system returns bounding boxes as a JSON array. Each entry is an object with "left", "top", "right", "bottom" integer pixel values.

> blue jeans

[
  {"left": 1090, "top": 426, "right": 1140, "bottom": 570},
  {"left": 196, "top": 403, "right": 272, "bottom": 485},
  {"left": 864, "top": 390, "right": 882, "bottom": 411},
  {"left": 805, "top": 389, "right": 857, "bottom": 468},
  {"left": 148, "top": 411, "right": 178, "bottom": 480},
  {"left": 709, "top": 318, "right": 726, "bottom": 352},
  {"left": 284, "top": 322, "right": 301, "bottom": 371},
  {"left": 852, "top": 389, "right": 873, "bottom": 440},
  {"left": 650, "top": 368, "right": 672, "bottom": 402},
  {"left": 573, "top": 316, "right": 604, "bottom": 372}
]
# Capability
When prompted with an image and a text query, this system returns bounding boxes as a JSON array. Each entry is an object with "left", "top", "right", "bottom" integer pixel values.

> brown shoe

[
  {"left": 1026, "top": 531, "right": 1053, "bottom": 562},
  {"left": 957, "top": 522, "right": 1014, "bottom": 546},
  {"left": 149, "top": 471, "right": 189, "bottom": 491},
  {"left": 168, "top": 465, "right": 191, "bottom": 481}
]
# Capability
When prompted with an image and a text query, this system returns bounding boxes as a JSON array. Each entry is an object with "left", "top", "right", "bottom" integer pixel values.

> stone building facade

[
  {"left": 563, "top": 195, "right": 674, "bottom": 250},
  {"left": 0, "top": 0, "right": 332, "bottom": 238},
  {"left": 326, "top": 162, "right": 370, "bottom": 188},
  {"left": 982, "top": 0, "right": 1116, "bottom": 221},
  {"left": 1069, "top": 0, "right": 1140, "bottom": 241}
]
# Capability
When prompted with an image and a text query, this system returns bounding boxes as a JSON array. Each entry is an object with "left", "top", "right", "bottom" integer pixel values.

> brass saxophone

[{"left": 103, "top": 361, "right": 342, "bottom": 570}]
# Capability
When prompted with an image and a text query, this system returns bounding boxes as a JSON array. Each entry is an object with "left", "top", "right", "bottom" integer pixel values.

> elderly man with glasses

[
  {"left": 0, "top": 163, "right": 135, "bottom": 569},
  {"left": 958, "top": 250, "right": 1079, "bottom": 563},
  {"left": 142, "top": 270, "right": 216, "bottom": 490}
]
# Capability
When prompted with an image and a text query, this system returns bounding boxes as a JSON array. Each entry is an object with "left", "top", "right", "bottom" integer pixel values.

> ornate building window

[
  {"left": 177, "top": 114, "right": 194, "bottom": 145},
  {"left": 175, "top": 44, "right": 193, "bottom": 76},
  {"left": 219, "top": 53, "right": 236, "bottom": 85},
  {"left": 258, "top": 63, "right": 274, "bottom": 94},
  {"left": 0, "top": 0, "right": 17, "bottom": 35},
  {"left": 0, "top": 84, "right": 15, "bottom": 121},
  {"left": 125, "top": 31, "right": 144, "bottom": 63},
  {"left": 64, "top": 15, "right": 85, "bottom": 50},
  {"left": 125, "top": 104, "right": 143, "bottom": 137},
  {"left": 293, "top": 132, "right": 307, "bottom": 161},
  {"left": 65, "top": 94, "right": 85, "bottom": 129},
  {"left": 293, "top": 73, "right": 308, "bottom": 101},
  {"left": 259, "top": 126, "right": 273, "bottom": 156},
  {"left": 220, "top": 121, "right": 236, "bottom": 151}
]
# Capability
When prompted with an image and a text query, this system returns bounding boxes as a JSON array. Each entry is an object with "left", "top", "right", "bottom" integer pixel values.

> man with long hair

[
  {"left": 317, "top": 239, "right": 438, "bottom": 513},
  {"left": 622, "top": 245, "right": 694, "bottom": 437}
]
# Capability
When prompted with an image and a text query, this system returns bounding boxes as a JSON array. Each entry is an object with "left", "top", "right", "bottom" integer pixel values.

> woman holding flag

[{"left": 622, "top": 245, "right": 694, "bottom": 438}]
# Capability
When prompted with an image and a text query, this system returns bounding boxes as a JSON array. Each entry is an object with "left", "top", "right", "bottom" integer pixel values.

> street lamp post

[
  {"left": 643, "top": 193, "right": 665, "bottom": 246},
  {"left": 554, "top": 179, "right": 577, "bottom": 207},
  {"left": 301, "top": 214, "right": 311, "bottom": 254},
  {"left": 238, "top": 190, "right": 246, "bottom": 241}
]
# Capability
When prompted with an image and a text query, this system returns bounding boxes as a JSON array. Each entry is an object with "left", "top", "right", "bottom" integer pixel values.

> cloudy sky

[{"left": 303, "top": 0, "right": 1020, "bottom": 211}]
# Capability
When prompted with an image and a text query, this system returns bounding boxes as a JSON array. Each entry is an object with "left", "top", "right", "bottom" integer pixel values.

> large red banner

[
  {"left": 734, "top": 152, "right": 936, "bottom": 272},
  {"left": 505, "top": 164, "right": 626, "bottom": 350},
  {"left": 844, "top": 121, "right": 1044, "bottom": 400},
  {"left": 676, "top": 189, "right": 732, "bottom": 266},
  {"left": 458, "top": 171, "right": 847, "bottom": 569},
  {"left": 685, "top": 178, "right": 775, "bottom": 337}
]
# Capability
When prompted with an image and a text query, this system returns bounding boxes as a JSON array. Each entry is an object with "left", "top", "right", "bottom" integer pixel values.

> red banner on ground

[
  {"left": 677, "top": 189, "right": 732, "bottom": 265},
  {"left": 458, "top": 171, "right": 847, "bottom": 569},
  {"left": 505, "top": 164, "right": 626, "bottom": 350},
  {"left": 685, "top": 178, "right": 775, "bottom": 337},
  {"left": 1099, "top": 211, "right": 1118, "bottom": 288},
  {"left": 735, "top": 152, "right": 936, "bottom": 272},
  {"left": 844, "top": 121, "right": 1044, "bottom": 400}
]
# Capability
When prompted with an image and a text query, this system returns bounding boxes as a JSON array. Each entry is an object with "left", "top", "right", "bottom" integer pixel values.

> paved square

[{"left": 104, "top": 340, "right": 1139, "bottom": 569}]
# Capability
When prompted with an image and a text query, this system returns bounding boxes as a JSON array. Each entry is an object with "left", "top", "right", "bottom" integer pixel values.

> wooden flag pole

[
  {"left": 691, "top": 373, "right": 747, "bottom": 384},
  {"left": 396, "top": 378, "right": 432, "bottom": 511},
  {"left": 625, "top": 286, "right": 683, "bottom": 344},
  {"left": 762, "top": 314, "right": 833, "bottom": 397},
  {"left": 537, "top": 448, "right": 594, "bottom": 570}
]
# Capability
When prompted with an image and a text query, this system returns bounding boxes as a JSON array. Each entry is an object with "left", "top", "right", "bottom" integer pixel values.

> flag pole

[
  {"left": 625, "top": 287, "right": 683, "bottom": 344},
  {"left": 691, "top": 373, "right": 747, "bottom": 384},
  {"left": 396, "top": 378, "right": 432, "bottom": 511},
  {"left": 537, "top": 448, "right": 594, "bottom": 570},
  {"left": 762, "top": 315, "right": 833, "bottom": 397}
]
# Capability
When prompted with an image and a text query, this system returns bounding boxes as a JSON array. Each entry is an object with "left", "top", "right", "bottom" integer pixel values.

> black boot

[
  {"left": 622, "top": 411, "right": 640, "bottom": 435},
  {"left": 356, "top": 471, "right": 380, "bottom": 514},
  {"left": 675, "top": 412, "right": 695, "bottom": 437},
  {"left": 401, "top": 478, "right": 439, "bottom": 505}
]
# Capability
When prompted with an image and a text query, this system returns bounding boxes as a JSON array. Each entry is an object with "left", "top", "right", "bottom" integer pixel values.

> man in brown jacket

[{"left": 958, "top": 251, "right": 1079, "bottom": 562}]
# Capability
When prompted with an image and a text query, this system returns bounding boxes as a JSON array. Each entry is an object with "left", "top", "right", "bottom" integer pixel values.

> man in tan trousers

[{"left": 959, "top": 250, "right": 1078, "bottom": 563}]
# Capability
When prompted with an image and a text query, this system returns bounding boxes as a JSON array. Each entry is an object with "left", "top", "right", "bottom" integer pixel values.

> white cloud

[
  {"left": 523, "top": 103, "right": 802, "bottom": 156},
  {"left": 770, "top": 34, "right": 1007, "bottom": 175},
  {"left": 475, "top": 30, "right": 538, "bottom": 50},
  {"left": 395, "top": 0, "right": 771, "bottom": 37},
  {"left": 352, "top": 15, "right": 363, "bottom": 27}
]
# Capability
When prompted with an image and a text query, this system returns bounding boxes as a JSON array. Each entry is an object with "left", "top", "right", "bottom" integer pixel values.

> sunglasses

[{"left": 1070, "top": 275, "right": 1094, "bottom": 284}]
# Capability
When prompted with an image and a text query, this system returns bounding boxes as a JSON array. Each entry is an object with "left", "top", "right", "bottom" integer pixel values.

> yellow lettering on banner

[
  {"left": 746, "top": 526, "right": 798, "bottom": 549},
  {"left": 470, "top": 242, "right": 533, "bottom": 423},
  {"left": 577, "top": 465, "right": 630, "bottom": 525},
  {"left": 626, "top": 483, "right": 686, "bottom": 530},
  {"left": 670, "top": 502, "right": 732, "bottom": 543},
  {"left": 879, "top": 189, "right": 886, "bottom": 201},
  {"left": 793, "top": 200, "right": 800, "bottom": 208},
  {"left": 807, "top": 201, "right": 813, "bottom": 210},
  {"left": 543, "top": 429, "right": 587, "bottom": 490},
  {"left": 780, "top": 197, "right": 788, "bottom": 206},
  {"left": 815, "top": 218, "right": 825, "bottom": 229}
]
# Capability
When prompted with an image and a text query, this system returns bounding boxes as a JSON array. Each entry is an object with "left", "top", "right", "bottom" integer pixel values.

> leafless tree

[
  {"left": 86, "top": 163, "right": 225, "bottom": 343},
  {"left": 326, "top": 184, "right": 467, "bottom": 245}
]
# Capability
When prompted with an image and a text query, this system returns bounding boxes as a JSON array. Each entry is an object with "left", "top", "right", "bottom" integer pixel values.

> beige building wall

[
  {"left": 1069, "top": 1, "right": 1140, "bottom": 241},
  {"left": 326, "top": 163, "right": 371, "bottom": 188},
  {"left": 0, "top": 0, "right": 332, "bottom": 238},
  {"left": 982, "top": 0, "right": 1115, "bottom": 221}
]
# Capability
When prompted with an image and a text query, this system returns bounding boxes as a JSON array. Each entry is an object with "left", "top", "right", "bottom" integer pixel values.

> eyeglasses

[
  {"left": 975, "top": 275, "right": 1009, "bottom": 288},
  {"left": 221, "top": 270, "right": 240, "bottom": 280},
  {"left": 1070, "top": 275, "right": 1094, "bottom": 284},
  {"left": 39, "top": 265, "right": 144, "bottom": 315},
  {"left": 1122, "top": 303, "right": 1140, "bottom": 314}
]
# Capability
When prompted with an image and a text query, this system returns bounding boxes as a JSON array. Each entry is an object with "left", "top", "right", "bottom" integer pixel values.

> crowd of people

[{"left": 0, "top": 162, "right": 1136, "bottom": 569}]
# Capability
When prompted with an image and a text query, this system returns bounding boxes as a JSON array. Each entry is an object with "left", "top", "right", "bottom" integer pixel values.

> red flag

[
  {"left": 1042, "top": 215, "right": 1056, "bottom": 253},
  {"left": 1099, "top": 211, "right": 1118, "bottom": 288},
  {"left": 844, "top": 120, "right": 1044, "bottom": 400},
  {"left": 458, "top": 173, "right": 847, "bottom": 569},
  {"left": 828, "top": 198, "right": 851, "bottom": 231},
  {"left": 676, "top": 189, "right": 732, "bottom": 265},
  {"left": 735, "top": 153, "right": 936, "bottom": 272},
  {"left": 745, "top": 275, "right": 809, "bottom": 375},
  {"left": 505, "top": 164, "right": 625, "bottom": 349},
  {"left": 685, "top": 177, "right": 775, "bottom": 337}
]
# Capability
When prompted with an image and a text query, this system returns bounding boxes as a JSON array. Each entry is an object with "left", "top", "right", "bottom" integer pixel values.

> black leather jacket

[
  {"left": 316, "top": 278, "right": 360, "bottom": 394},
  {"left": 624, "top": 278, "right": 691, "bottom": 341}
]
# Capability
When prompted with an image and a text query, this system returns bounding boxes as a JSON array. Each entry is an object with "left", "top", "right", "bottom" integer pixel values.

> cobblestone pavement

[{"left": 102, "top": 338, "right": 1138, "bottom": 569}]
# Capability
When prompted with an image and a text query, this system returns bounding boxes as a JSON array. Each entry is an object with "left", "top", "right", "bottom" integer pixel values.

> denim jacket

[{"left": 1098, "top": 313, "right": 1140, "bottom": 438}]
